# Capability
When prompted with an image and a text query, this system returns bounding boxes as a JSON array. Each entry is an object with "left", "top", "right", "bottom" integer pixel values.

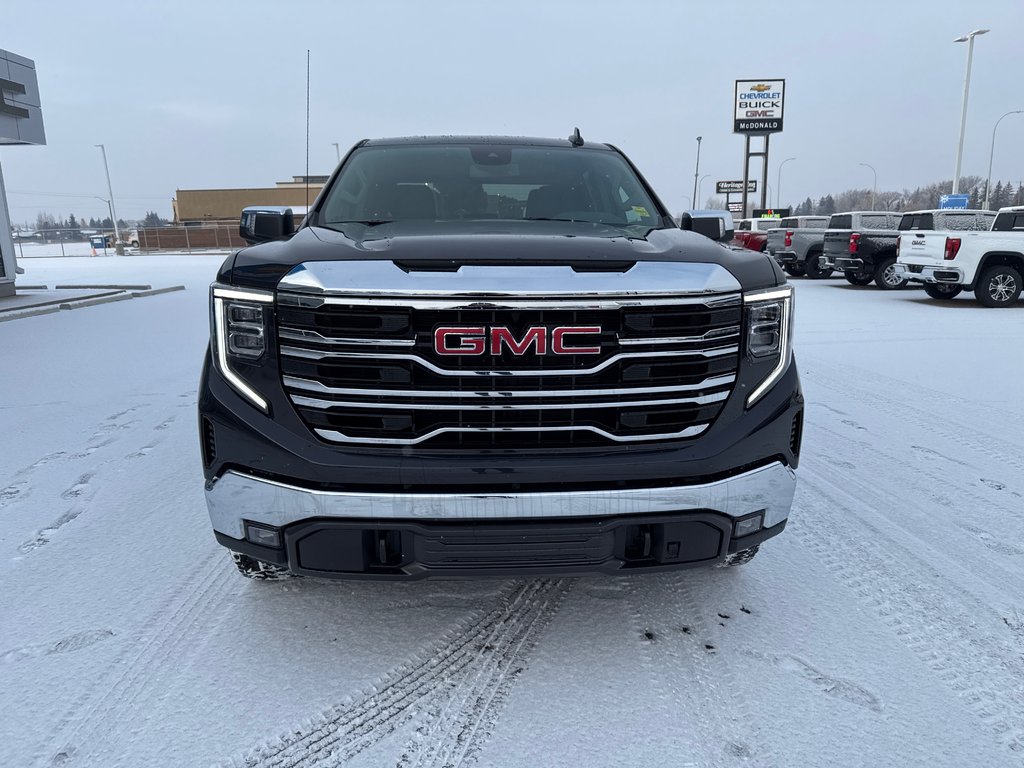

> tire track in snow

[
  {"left": 792, "top": 469, "right": 1024, "bottom": 759},
  {"left": 624, "top": 573, "right": 774, "bottom": 768},
  {"left": 226, "top": 579, "right": 565, "bottom": 768},
  {"left": 41, "top": 551, "right": 232, "bottom": 767},
  {"left": 396, "top": 580, "right": 569, "bottom": 768},
  {"left": 803, "top": 366, "right": 1024, "bottom": 477},
  {"left": 808, "top": 419, "right": 1024, "bottom": 590}
]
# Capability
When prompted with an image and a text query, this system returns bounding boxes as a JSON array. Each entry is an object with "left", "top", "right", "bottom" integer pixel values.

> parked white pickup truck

[{"left": 895, "top": 205, "right": 1023, "bottom": 307}]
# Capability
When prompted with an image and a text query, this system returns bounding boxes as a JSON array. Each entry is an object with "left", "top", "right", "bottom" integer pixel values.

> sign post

[
  {"left": 0, "top": 49, "right": 46, "bottom": 297},
  {"left": 734, "top": 79, "right": 785, "bottom": 217}
]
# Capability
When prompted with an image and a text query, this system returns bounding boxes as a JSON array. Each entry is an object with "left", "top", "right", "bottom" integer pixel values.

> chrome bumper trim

[
  {"left": 893, "top": 264, "right": 964, "bottom": 284},
  {"left": 205, "top": 462, "right": 797, "bottom": 539}
]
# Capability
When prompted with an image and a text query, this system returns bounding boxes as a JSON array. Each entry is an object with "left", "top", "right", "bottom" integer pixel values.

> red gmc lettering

[
  {"left": 435, "top": 326, "right": 601, "bottom": 355},
  {"left": 434, "top": 326, "right": 485, "bottom": 355},
  {"left": 490, "top": 327, "right": 546, "bottom": 355},
  {"left": 552, "top": 326, "right": 601, "bottom": 355}
]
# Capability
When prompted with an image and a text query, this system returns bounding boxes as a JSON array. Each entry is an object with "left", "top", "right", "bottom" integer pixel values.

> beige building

[{"left": 172, "top": 176, "right": 328, "bottom": 223}]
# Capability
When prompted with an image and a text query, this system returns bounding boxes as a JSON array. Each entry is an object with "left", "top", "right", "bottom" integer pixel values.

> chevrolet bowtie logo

[
  {"left": 0, "top": 77, "right": 30, "bottom": 119},
  {"left": 750, "top": 84, "right": 772, "bottom": 93}
]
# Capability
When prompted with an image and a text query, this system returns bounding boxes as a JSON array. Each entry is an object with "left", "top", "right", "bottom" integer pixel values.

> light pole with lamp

[
  {"left": 94, "top": 144, "right": 122, "bottom": 253},
  {"left": 985, "top": 110, "right": 1022, "bottom": 209},
  {"left": 692, "top": 137, "right": 702, "bottom": 212},
  {"left": 776, "top": 157, "right": 796, "bottom": 209},
  {"left": 91, "top": 195, "right": 115, "bottom": 252},
  {"left": 952, "top": 29, "right": 990, "bottom": 194},
  {"left": 332, "top": 142, "right": 340, "bottom": 163},
  {"left": 859, "top": 163, "right": 877, "bottom": 210}
]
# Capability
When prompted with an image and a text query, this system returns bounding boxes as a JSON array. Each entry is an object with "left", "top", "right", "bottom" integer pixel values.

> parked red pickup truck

[{"left": 732, "top": 217, "right": 781, "bottom": 251}]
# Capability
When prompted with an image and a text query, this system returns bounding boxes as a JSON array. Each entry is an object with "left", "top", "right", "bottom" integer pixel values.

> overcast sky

[{"left": 3, "top": 0, "right": 1024, "bottom": 224}]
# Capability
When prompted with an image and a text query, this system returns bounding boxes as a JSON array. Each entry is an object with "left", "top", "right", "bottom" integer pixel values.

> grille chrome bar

[
  {"left": 278, "top": 327, "right": 416, "bottom": 347},
  {"left": 313, "top": 423, "right": 710, "bottom": 446},
  {"left": 279, "top": 346, "right": 739, "bottom": 377},
  {"left": 277, "top": 293, "right": 743, "bottom": 311},
  {"left": 618, "top": 326, "right": 740, "bottom": 346},
  {"left": 281, "top": 373, "right": 736, "bottom": 399},
  {"left": 290, "top": 390, "right": 729, "bottom": 411}
]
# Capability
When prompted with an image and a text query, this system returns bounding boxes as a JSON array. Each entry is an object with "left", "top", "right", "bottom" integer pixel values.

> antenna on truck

[{"left": 569, "top": 127, "right": 584, "bottom": 147}]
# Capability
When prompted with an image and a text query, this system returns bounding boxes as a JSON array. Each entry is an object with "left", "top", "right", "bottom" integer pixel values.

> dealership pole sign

[{"left": 734, "top": 79, "right": 785, "bottom": 135}]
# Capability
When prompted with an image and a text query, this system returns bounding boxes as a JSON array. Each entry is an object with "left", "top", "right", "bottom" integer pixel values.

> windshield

[{"left": 318, "top": 144, "right": 664, "bottom": 230}]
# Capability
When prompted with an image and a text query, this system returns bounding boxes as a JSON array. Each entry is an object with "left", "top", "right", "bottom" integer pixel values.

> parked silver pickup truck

[
  {"left": 822, "top": 209, "right": 994, "bottom": 289},
  {"left": 766, "top": 216, "right": 831, "bottom": 278}
]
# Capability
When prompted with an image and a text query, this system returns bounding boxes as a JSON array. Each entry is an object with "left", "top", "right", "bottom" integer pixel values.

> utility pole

[{"left": 95, "top": 144, "right": 122, "bottom": 253}]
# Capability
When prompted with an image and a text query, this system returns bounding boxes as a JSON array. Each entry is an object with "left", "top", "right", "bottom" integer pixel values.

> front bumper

[
  {"left": 893, "top": 263, "right": 964, "bottom": 284},
  {"left": 209, "top": 461, "right": 795, "bottom": 578}
]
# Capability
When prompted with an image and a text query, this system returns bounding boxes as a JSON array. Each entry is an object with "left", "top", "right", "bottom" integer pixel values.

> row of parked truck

[{"left": 730, "top": 206, "right": 1023, "bottom": 307}]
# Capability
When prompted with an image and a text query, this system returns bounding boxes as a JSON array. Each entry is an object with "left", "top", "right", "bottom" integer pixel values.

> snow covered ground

[{"left": 2, "top": 255, "right": 1022, "bottom": 768}]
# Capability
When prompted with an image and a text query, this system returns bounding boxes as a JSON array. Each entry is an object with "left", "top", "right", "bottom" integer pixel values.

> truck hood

[{"left": 226, "top": 222, "right": 783, "bottom": 292}]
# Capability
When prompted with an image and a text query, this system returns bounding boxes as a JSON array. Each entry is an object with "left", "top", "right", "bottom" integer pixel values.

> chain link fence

[{"left": 13, "top": 223, "right": 246, "bottom": 257}]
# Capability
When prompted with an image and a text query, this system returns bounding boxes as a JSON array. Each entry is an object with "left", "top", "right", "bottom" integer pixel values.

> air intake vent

[
  {"left": 790, "top": 409, "right": 804, "bottom": 458},
  {"left": 202, "top": 417, "right": 217, "bottom": 467}
]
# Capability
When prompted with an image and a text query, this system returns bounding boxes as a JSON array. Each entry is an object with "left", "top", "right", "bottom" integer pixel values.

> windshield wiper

[
  {"left": 332, "top": 219, "right": 394, "bottom": 226},
  {"left": 523, "top": 216, "right": 630, "bottom": 227}
]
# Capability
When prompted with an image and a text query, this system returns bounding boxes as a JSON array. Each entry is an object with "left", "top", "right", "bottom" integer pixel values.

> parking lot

[{"left": 2, "top": 254, "right": 1022, "bottom": 768}]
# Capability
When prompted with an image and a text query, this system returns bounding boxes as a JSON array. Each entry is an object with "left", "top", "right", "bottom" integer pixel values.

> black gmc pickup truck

[{"left": 199, "top": 135, "right": 802, "bottom": 580}]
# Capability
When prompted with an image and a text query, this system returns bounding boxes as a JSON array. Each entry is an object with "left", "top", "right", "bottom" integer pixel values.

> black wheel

[
  {"left": 873, "top": 257, "right": 907, "bottom": 290},
  {"left": 923, "top": 283, "right": 963, "bottom": 301},
  {"left": 845, "top": 271, "right": 874, "bottom": 286},
  {"left": 975, "top": 265, "right": 1022, "bottom": 307},
  {"left": 230, "top": 552, "right": 295, "bottom": 580},
  {"left": 804, "top": 249, "right": 833, "bottom": 279},
  {"left": 783, "top": 263, "right": 806, "bottom": 278},
  {"left": 717, "top": 545, "right": 760, "bottom": 567}
]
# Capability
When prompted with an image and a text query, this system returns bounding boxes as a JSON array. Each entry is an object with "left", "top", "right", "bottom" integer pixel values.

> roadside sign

[
  {"left": 727, "top": 202, "right": 744, "bottom": 214},
  {"left": 716, "top": 180, "right": 757, "bottom": 194},
  {"left": 752, "top": 208, "right": 790, "bottom": 219},
  {"left": 734, "top": 79, "right": 785, "bottom": 134},
  {"left": 940, "top": 194, "right": 970, "bottom": 210}
]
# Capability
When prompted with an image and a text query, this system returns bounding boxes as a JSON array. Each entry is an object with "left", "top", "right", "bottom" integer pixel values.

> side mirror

[
  {"left": 690, "top": 216, "right": 734, "bottom": 243},
  {"left": 240, "top": 206, "right": 296, "bottom": 245}
]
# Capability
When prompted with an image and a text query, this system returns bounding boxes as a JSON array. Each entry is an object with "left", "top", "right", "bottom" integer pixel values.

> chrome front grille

[{"left": 276, "top": 291, "right": 742, "bottom": 448}]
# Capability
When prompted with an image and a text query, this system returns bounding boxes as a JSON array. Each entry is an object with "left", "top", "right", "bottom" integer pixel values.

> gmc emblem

[{"left": 434, "top": 326, "right": 602, "bottom": 356}]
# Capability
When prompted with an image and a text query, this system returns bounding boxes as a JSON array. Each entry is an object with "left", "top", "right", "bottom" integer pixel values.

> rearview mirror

[{"left": 240, "top": 206, "right": 296, "bottom": 245}]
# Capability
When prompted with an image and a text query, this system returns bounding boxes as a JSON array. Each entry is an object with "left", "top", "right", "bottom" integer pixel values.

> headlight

[
  {"left": 744, "top": 286, "right": 794, "bottom": 407},
  {"left": 210, "top": 284, "right": 275, "bottom": 412}
]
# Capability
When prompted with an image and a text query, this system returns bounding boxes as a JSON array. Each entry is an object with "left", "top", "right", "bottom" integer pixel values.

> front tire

[
  {"left": 230, "top": 552, "right": 295, "bottom": 580},
  {"left": 845, "top": 271, "right": 874, "bottom": 286},
  {"left": 975, "top": 265, "right": 1022, "bottom": 307},
  {"left": 923, "top": 283, "right": 963, "bottom": 301},
  {"left": 874, "top": 257, "right": 907, "bottom": 290}
]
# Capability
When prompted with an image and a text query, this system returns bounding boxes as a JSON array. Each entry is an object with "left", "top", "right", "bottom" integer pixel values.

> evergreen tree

[
  {"left": 802, "top": 196, "right": 813, "bottom": 216},
  {"left": 969, "top": 187, "right": 980, "bottom": 209},
  {"left": 142, "top": 211, "right": 167, "bottom": 227},
  {"left": 818, "top": 195, "right": 836, "bottom": 216},
  {"left": 992, "top": 181, "right": 1005, "bottom": 210}
]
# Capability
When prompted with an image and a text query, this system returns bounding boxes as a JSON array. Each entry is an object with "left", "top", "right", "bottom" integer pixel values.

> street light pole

[
  {"left": 691, "top": 137, "right": 702, "bottom": 211},
  {"left": 952, "top": 29, "right": 990, "bottom": 194},
  {"left": 94, "top": 144, "right": 121, "bottom": 250},
  {"left": 859, "top": 163, "right": 877, "bottom": 210},
  {"left": 776, "top": 157, "right": 796, "bottom": 208},
  {"left": 696, "top": 174, "right": 710, "bottom": 208},
  {"left": 332, "top": 142, "right": 340, "bottom": 163},
  {"left": 985, "top": 110, "right": 1022, "bottom": 209}
]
